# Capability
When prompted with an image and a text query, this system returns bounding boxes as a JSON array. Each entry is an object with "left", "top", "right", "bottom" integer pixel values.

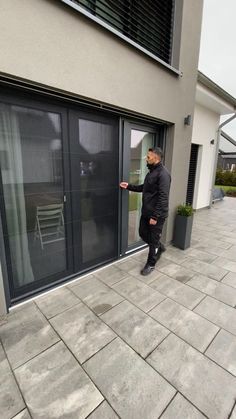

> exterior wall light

[
  {"left": 184, "top": 114, "right": 191, "bottom": 125},
  {"left": 210, "top": 139, "right": 215, "bottom": 145}
]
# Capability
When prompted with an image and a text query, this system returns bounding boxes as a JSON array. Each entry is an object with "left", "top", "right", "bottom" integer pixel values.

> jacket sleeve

[
  {"left": 127, "top": 183, "right": 144, "bottom": 192},
  {"left": 152, "top": 172, "right": 171, "bottom": 219}
]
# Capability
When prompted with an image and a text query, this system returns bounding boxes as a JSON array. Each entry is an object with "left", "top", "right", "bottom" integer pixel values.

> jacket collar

[{"left": 148, "top": 161, "right": 162, "bottom": 172}]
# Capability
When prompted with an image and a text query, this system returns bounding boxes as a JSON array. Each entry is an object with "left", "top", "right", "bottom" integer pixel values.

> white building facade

[{"left": 190, "top": 72, "right": 236, "bottom": 210}]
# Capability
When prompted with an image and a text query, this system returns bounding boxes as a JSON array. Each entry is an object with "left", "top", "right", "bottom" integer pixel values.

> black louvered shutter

[
  {"left": 73, "top": 0, "right": 174, "bottom": 64},
  {"left": 186, "top": 144, "right": 199, "bottom": 206}
]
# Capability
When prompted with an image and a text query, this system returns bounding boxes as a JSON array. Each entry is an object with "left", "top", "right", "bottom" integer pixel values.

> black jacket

[{"left": 127, "top": 162, "right": 171, "bottom": 220}]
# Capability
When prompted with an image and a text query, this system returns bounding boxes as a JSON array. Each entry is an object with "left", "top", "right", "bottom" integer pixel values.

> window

[{"left": 72, "top": 0, "right": 174, "bottom": 64}]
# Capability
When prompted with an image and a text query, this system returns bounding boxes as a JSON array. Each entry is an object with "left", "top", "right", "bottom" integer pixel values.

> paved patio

[{"left": 1, "top": 197, "right": 236, "bottom": 419}]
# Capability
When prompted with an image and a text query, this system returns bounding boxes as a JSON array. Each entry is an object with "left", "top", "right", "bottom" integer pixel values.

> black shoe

[{"left": 141, "top": 264, "right": 155, "bottom": 276}]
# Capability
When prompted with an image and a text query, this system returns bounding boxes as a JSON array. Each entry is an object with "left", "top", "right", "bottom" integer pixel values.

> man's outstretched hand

[{"left": 120, "top": 182, "right": 128, "bottom": 189}]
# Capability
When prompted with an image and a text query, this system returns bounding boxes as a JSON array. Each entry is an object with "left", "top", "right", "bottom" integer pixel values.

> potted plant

[{"left": 173, "top": 203, "right": 194, "bottom": 250}]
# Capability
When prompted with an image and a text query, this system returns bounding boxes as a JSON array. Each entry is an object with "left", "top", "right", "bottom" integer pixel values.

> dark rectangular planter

[{"left": 173, "top": 214, "right": 193, "bottom": 250}]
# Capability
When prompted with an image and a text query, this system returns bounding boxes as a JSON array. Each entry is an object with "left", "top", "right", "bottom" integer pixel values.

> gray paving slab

[
  {"left": 12, "top": 410, "right": 31, "bottom": 419},
  {"left": 129, "top": 265, "right": 162, "bottom": 285},
  {"left": 191, "top": 242, "right": 225, "bottom": 257},
  {"left": 221, "top": 230, "right": 236, "bottom": 239},
  {"left": 15, "top": 341, "right": 103, "bottom": 419},
  {"left": 213, "top": 256, "right": 236, "bottom": 273},
  {"left": 84, "top": 338, "right": 176, "bottom": 419},
  {"left": 149, "top": 298, "right": 219, "bottom": 352},
  {"left": 123, "top": 258, "right": 146, "bottom": 275},
  {"left": 162, "top": 247, "right": 190, "bottom": 264},
  {"left": 155, "top": 257, "right": 174, "bottom": 270},
  {"left": 193, "top": 223, "right": 215, "bottom": 233},
  {"left": 196, "top": 238, "right": 232, "bottom": 250},
  {"left": 50, "top": 303, "right": 115, "bottom": 363},
  {"left": 149, "top": 275, "right": 205, "bottom": 309},
  {"left": 87, "top": 401, "right": 119, "bottom": 418},
  {"left": 116, "top": 257, "right": 143, "bottom": 272},
  {"left": 194, "top": 229, "right": 222, "bottom": 243},
  {"left": 101, "top": 300, "right": 169, "bottom": 358},
  {"left": 194, "top": 296, "right": 236, "bottom": 335},
  {"left": 182, "top": 258, "right": 228, "bottom": 281},
  {"left": 222, "top": 271, "right": 236, "bottom": 289},
  {"left": 205, "top": 329, "right": 236, "bottom": 376},
  {"left": 129, "top": 263, "right": 164, "bottom": 284},
  {"left": 112, "top": 275, "right": 165, "bottom": 312},
  {"left": 187, "top": 274, "right": 236, "bottom": 307},
  {"left": 160, "top": 393, "right": 205, "bottom": 419},
  {"left": 220, "top": 236, "right": 236, "bottom": 246},
  {"left": 158, "top": 262, "right": 195, "bottom": 283},
  {"left": 0, "top": 303, "right": 59, "bottom": 369},
  {"left": 131, "top": 249, "right": 149, "bottom": 263},
  {"left": 35, "top": 286, "right": 80, "bottom": 319},
  {"left": 0, "top": 343, "right": 25, "bottom": 419},
  {"left": 182, "top": 248, "right": 217, "bottom": 263},
  {"left": 147, "top": 333, "right": 236, "bottom": 419},
  {"left": 94, "top": 265, "right": 128, "bottom": 286},
  {"left": 69, "top": 275, "right": 123, "bottom": 315},
  {"left": 221, "top": 245, "right": 236, "bottom": 262}
]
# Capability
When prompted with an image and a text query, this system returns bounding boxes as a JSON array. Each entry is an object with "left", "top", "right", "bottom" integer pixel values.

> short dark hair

[{"left": 148, "top": 147, "right": 163, "bottom": 159}]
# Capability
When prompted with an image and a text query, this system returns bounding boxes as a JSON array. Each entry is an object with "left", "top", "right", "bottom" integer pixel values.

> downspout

[{"left": 209, "top": 112, "right": 236, "bottom": 207}]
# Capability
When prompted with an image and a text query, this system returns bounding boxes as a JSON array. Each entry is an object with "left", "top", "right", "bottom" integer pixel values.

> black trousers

[{"left": 139, "top": 216, "right": 166, "bottom": 266}]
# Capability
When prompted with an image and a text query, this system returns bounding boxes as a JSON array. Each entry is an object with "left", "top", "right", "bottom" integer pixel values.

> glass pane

[
  {"left": 219, "top": 133, "right": 236, "bottom": 153},
  {"left": 128, "top": 130, "right": 154, "bottom": 246},
  {"left": 0, "top": 103, "right": 67, "bottom": 292},
  {"left": 78, "top": 118, "right": 118, "bottom": 265}
]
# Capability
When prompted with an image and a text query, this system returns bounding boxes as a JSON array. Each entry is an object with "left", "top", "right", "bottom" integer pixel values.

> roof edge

[
  {"left": 198, "top": 71, "right": 236, "bottom": 109},
  {"left": 221, "top": 130, "right": 236, "bottom": 146}
]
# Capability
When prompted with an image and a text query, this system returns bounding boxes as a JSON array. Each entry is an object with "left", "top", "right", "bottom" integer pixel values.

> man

[{"left": 120, "top": 147, "right": 171, "bottom": 275}]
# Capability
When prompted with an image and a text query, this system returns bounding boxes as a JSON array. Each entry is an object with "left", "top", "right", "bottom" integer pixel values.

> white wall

[{"left": 192, "top": 103, "right": 220, "bottom": 209}]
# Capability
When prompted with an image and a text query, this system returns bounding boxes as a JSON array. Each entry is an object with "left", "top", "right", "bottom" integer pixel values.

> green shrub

[
  {"left": 177, "top": 204, "right": 194, "bottom": 217},
  {"left": 215, "top": 169, "right": 236, "bottom": 186}
]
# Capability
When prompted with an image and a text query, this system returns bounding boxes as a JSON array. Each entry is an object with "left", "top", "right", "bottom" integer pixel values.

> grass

[{"left": 215, "top": 185, "right": 236, "bottom": 192}]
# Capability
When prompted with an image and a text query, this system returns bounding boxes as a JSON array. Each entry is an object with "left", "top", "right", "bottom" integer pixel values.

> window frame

[{"left": 60, "top": 0, "right": 182, "bottom": 75}]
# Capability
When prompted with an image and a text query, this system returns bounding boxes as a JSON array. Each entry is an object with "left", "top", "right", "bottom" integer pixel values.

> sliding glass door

[
  {"left": 0, "top": 95, "right": 120, "bottom": 302},
  {"left": 0, "top": 90, "right": 164, "bottom": 303},
  {"left": 69, "top": 110, "right": 119, "bottom": 271},
  {"left": 121, "top": 121, "right": 164, "bottom": 255},
  {"left": 0, "top": 98, "right": 73, "bottom": 299}
]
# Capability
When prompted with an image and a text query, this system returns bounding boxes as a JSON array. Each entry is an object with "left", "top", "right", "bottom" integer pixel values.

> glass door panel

[
  {"left": 0, "top": 101, "right": 72, "bottom": 299},
  {"left": 69, "top": 111, "right": 119, "bottom": 271},
  {"left": 121, "top": 121, "right": 163, "bottom": 255},
  {"left": 128, "top": 130, "right": 154, "bottom": 245}
]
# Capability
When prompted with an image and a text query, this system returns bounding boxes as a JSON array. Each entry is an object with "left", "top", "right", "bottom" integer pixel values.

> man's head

[{"left": 146, "top": 147, "right": 163, "bottom": 166}]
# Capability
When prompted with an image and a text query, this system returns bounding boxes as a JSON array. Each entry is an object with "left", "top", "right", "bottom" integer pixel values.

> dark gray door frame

[{"left": 120, "top": 120, "right": 165, "bottom": 256}]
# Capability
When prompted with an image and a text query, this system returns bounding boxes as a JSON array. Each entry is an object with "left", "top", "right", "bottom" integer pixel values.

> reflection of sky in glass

[
  {"left": 131, "top": 130, "right": 148, "bottom": 148},
  {"left": 220, "top": 115, "right": 236, "bottom": 139},
  {"left": 219, "top": 135, "right": 236, "bottom": 153}
]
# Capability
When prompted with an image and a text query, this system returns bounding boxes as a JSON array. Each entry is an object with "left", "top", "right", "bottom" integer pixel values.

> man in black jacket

[{"left": 120, "top": 147, "right": 171, "bottom": 275}]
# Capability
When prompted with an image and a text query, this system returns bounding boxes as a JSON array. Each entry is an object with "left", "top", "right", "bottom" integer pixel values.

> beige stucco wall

[{"left": 0, "top": 0, "right": 203, "bottom": 307}]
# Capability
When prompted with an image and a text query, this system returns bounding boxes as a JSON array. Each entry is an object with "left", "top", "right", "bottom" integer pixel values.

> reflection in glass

[
  {"left": 0, "top": 103, "right": 66, "bottom": 291},
  {"left": 128, "top": 130, "right": 154, "bottom": 245},
  {"left": 78, "top": 118, "right": 118, "bottom": 265}
]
